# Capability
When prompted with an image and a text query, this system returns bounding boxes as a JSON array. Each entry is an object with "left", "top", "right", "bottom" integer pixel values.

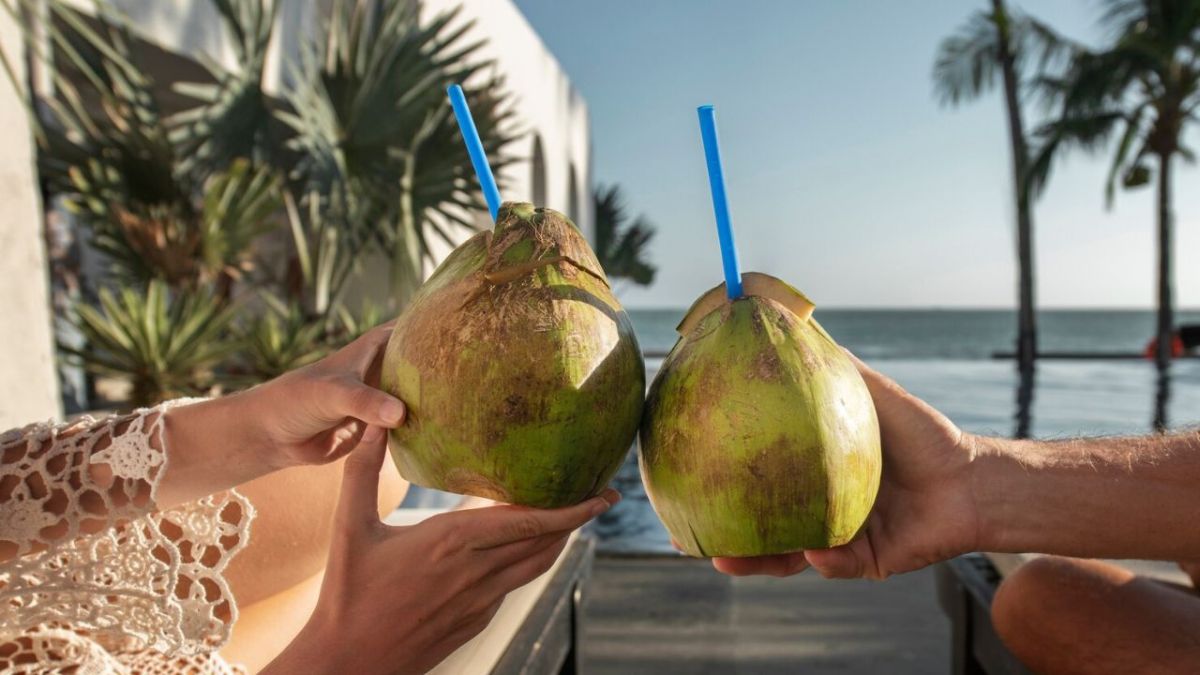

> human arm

[
  {"left": 0, "top": 323, "right": 403, "bottom": 563},
  {"left": 261, "top": 436, "right": 618, "bottom": 675},
  {"left": 156, "top": 322, "right": 404, "bottom": 507},
  {"left": 714, "top": 355, "right": 1200, "bottom": 579}
]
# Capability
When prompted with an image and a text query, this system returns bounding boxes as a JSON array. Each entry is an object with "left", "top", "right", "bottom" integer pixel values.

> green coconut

[
  {"left": 639, "top": 272, "right": 881, "bottom": 557},
  {"left": 381, "top": 202, "right": 645, "bottom": 508}
]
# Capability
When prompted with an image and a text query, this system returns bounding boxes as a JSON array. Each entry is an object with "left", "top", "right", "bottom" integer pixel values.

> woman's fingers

[
  {"left": 712, "top": 552, "right": 809, "bottom": 577},
  {"left": 479, "top": 529, "right": 571, "bottom": 571},
  {"left": 322, "top": 417, "right": 370, "bottom": 460},
  {"left": 476, "top": 534, "right": 570, "bottom": 601},
  {"left": 335, "top": 434, "right": 388, "bottom": 534},
  {"left": 465, "top": 489, "right": 619, "bottom": 550},
  {"left": 327, "top": 377, "right": 406, "bottom": 431}
]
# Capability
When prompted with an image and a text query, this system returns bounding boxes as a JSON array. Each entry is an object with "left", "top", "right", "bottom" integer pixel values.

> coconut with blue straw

[
  {"left": 376, "top": 85, "right": 646, "bottom": 508},
  {"left": 637, "top": 104, "right": 883, "bottom": 557}
]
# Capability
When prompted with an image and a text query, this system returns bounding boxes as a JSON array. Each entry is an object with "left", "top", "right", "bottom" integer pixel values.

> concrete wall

[{"left": 0, "top": 12, "right": 61, "bottom": 428}]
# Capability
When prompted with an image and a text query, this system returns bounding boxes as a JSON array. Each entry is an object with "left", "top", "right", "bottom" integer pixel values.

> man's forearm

[{"left": 973, "top": 432, "right": 1200, "bottom": 560}]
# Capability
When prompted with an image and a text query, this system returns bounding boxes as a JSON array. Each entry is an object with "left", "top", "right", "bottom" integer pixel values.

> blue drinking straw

[
  {"left": 448, "top": 84, "right": 502, "bottom": 220},
  {"left": 697, "top": 105, "right": 743, "bottom": 299}
]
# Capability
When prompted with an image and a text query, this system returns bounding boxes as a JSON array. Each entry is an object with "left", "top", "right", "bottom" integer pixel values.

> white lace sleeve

[{"left": 0, "top": 400, "right": 255, "bottom": 672}]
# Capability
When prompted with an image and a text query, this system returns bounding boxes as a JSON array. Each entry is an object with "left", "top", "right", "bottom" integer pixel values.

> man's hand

[
  {"left": 712, "top": 354, "right": 981, "bottom": 580},
  {"left": 1179, "top": 562, "right": 1200, "bottom": 589}
]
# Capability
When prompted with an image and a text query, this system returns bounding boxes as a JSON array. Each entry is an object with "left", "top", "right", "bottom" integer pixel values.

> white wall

[
  {"left": 420, "top": 0, "right": 592, "bottom": 237},
  {"left": 0, "top": 12, "right": 61, "bottom": 428},
  {"left": 63, "top": 0, "right": 318, "bottom": 95}
]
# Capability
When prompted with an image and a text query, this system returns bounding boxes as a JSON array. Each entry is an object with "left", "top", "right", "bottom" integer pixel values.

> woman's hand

[
  {"left": 160, "top": 323, "right": 407, "bottom": 507},
  {"left": 711, "top": 354, "right": 980, "bottom": 580},
  {"left": 242, "top": 322, "right": 406, "bottom": 470},
  {"left": 264, "top": 437, "right": 619, "bottom": 675}
]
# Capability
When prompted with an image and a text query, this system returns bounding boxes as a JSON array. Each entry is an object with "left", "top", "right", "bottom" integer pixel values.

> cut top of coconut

[
  {"left": 486, "top": 202, "right": 609, "bottom": 287},
  {"left": 676, "top": 272, "right": 816, "bottom": 337}
]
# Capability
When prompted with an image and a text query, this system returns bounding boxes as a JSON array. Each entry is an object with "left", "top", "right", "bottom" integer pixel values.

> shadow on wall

[{"left": 531, "top": 134, "right": 546, "bottom": 206}]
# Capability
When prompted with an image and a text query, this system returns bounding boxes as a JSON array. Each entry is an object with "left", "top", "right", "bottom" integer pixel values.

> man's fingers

[
  {"left": 845, "top": 350, "right": 910, "bottom": 405},
  {"left": 335, "top": 433, "right": 388, "bottom": 532},
  {"left": 466, "top": 489, "right": 619, "bottom": 550},
  {"left": 712, "top": 553, "right": 809, "bottom": 577},
  {"left": 805, "top": 546, "right": 866, "bottom": 579},
  {"left": 845, "top": 348, "right": 961, "bottom": 447},
  {"left": 329, "top": 377, "right": 406, "bottom": 430}
]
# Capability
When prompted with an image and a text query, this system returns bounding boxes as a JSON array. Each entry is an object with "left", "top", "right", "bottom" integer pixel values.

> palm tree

[
  {"left": 10, "top": 0, "right": 516, "bottom": 307},
  {"left": 934, "top": 1, "right": 1070, "bottom": 437},
  {"left": 593, "top": 185, "right": 657, "bottom": 290},
  {"left": 278, "top": 1, "right": 517, "bottom": 309},
  {"left": 4, "top": 0, "right": 517, "bottom": 406},
  {"left": 2, "top": 0, "right": 281, "bottom": 295},
  {"left": 61, "top": 280, "right": 239, "bottom": 406},
  {"left": 1027, "top": 0, "right": 1200, "bottom": 429}
]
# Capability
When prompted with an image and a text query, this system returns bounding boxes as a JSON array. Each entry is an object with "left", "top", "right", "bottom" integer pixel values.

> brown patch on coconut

[
  {"left": 745, "top": 437, "right": 826, "bottom": 548},
  {"left": 751, "top": 346, "right": 784, "bottom": 382},
  {"left": 441, "top": 468, "right": 512, "bottom": 504}
]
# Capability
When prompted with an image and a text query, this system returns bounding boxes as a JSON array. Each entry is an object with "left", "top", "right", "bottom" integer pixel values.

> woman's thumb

[{"left": 335, "top": 431, "right": 389, "bottom": 532}]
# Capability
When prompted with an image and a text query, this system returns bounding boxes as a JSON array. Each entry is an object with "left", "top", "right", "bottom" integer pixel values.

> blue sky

[{"left": 512, "top": 0, "right": 1200, "bottom": 309}]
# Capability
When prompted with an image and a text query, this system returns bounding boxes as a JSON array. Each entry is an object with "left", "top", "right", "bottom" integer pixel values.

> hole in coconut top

[{"left": 676, "top": 272, "right": 816, "bottom": 337}]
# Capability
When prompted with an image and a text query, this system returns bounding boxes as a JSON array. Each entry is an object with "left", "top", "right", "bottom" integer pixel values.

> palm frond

[
  {"left": 933, "top": 6, "right": 1076, "bottom": 107},
  {"left": 168, "top": 0, "right": 280, "bottom": 177},
  {"left": 933, "top": 10, "right": 1001, "bottom": 106},
  {"left": 62, "top": 280, "right": 238, "bottom": 405},
  {"left": 592, "top": 185, "right": 657, "bottom": 287},
  {"left": 1030, "top": 0, "right": 1200, "bottom": 204},
  {"left": 1027, "top": 109, "right": 1126, "bottom": 197},
  {"left": 1104, "top": 105, "right": 1153, "bottom": 206},
  {"left": 282, "top": 0, "right": 518, "bottom": 299},
  {"left": 233, "top": 293, "right": 328, "bottom": 383}
]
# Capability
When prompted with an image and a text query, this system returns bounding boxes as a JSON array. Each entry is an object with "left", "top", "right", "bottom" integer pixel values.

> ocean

[
  {"left": 401, "top": 308, "right": 1200, "bottom": 553},
  {"left": 593, "top": 308, "right": 1200, "bottom": 553}
]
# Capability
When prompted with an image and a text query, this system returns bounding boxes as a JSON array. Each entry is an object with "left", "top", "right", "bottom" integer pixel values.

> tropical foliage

[
  {"left": 234, "top": 295, "right": 331, "bottom": 383},
  {"left": 1026, "top": 0, "right": 1200, "bottom": 428},
  {"left": 60, "top": 281, "right": 238, "bottom": 406},
  {"left": 593, "top": 185, "right": 657, "bottom": 288},
  {"left": 2, "top": 0, "right": 516, "bottom": 404},
  {"left": 933, "top": 0, "right": 1073, "bottom": 437}
]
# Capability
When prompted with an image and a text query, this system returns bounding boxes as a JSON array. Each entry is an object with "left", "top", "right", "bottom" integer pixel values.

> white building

[
  {"left": 0, "top": 0, "right": 592, "bottom": 425},
  {"left": 0, "top": 12, "right": 59, "bottom": 429}
]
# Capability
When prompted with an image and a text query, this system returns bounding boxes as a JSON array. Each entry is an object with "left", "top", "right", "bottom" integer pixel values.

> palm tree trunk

[
  {"left": 1153, "top": 150, "right": 1174, "bottom": 431},
  {"left": 993, "top": 0, "right": 1038, "bottom": 438}
]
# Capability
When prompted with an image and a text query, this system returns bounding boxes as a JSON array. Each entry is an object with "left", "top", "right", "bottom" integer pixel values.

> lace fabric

[{"left": 0, "top": 400, "right": 254, "bottom": 672}]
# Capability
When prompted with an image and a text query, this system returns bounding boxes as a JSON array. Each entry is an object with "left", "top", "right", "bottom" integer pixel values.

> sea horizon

[{"left": 623, "top": 305, "right": 1200, "bottom": 313}]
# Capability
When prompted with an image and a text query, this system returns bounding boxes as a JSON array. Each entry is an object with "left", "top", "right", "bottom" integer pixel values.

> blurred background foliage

[{"left": 4, "top": 0, "right": 519, "bottom": 405}]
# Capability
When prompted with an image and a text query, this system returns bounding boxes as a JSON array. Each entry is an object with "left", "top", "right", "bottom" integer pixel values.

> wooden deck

[{"left": 582, "top": 555, "right": 950, "bottom": 674}]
